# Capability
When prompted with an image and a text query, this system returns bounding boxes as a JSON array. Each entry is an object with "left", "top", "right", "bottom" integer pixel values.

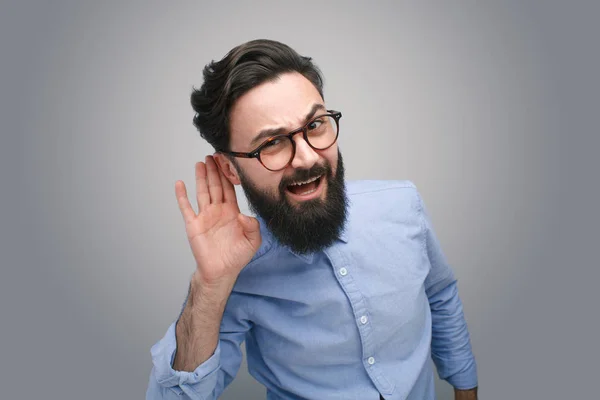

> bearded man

[{"left": 146, "top": 39, "right": 478, "bottom": 400}]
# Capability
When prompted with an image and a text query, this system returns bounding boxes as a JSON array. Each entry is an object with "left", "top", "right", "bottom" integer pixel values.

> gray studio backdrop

[{"left": 2, "top": 1, "right": 598, "bottom": 399}]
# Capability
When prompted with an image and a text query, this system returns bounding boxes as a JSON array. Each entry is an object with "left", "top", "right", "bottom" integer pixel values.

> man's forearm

[
  {"left": 429, "top": 281, "right": 478, "bottom": 390},
  {"left": 172, "top": 273, "right": 234, "bottom": 372},
  {"left": 455, "top": 387, "right": 478, "bottom": 400}
]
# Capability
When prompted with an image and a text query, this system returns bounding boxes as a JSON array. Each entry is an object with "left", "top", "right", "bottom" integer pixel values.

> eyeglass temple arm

[{"left": 219, "top": 150, "right": 258, "bottom": 159}]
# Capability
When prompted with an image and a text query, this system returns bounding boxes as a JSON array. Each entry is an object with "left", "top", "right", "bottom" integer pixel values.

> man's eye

[
  {"left": 265, "top": 138, "right": 282, "bottom": 147},
  {"left": 308, "top": 119, "right": 324, "bottom": 130}
]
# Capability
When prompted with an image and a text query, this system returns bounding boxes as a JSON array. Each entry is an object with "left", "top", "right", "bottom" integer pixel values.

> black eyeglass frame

[{"left": 219, "top": 110, "right": 342, "bottom": 171}]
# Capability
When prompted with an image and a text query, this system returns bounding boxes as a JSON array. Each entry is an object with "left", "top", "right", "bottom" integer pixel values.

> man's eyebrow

[{"left": 249, "top": 103, "right": 326, "bottom": 148}]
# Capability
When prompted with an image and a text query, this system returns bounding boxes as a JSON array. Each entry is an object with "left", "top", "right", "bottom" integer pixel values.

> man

[{"left": 147, "top": 39, "right": 478, "bottom": 400}]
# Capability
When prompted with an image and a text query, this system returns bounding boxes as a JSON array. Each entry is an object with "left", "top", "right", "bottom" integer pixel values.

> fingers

[
  {"left": 215, "top": 157, "right": 238, "bottom": 204},
  {"left": 195, "top": 161, "right": 211, "bottom": 211},
  {"left": 205, "top": 156, "right": 223, "bottom": 204},
  {"left": 194, "top": 156, "right": 233, "bottom": 213},
  {"left": 175, "top": 180, "right": 196, "bottom": 224}
]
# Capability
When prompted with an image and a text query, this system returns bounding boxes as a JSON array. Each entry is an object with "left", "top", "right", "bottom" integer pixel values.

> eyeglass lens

[{"left": 259, "top": 115, "right": 338, "bottom": 170}]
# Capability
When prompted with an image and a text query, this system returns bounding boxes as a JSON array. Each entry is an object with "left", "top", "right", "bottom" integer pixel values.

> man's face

[{"left": 217, "top": 72, "right": 347, "bottom": 254}]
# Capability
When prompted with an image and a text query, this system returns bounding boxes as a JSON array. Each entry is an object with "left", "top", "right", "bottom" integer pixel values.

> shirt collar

[
  {"left": 256, "top": 217, "right": 348, "bottom": 262},
  {"left": 338, "top": 227, "right": 348, "bottom": 243}
]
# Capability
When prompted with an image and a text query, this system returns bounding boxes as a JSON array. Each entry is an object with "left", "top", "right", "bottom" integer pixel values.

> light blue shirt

[{"left": 147, "top": 180, "right": 477, "bottom": 400}]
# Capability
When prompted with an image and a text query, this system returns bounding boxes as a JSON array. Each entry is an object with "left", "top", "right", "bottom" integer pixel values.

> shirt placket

[{"left": 324, "top": 245, "right": 393, "bottom": 395}]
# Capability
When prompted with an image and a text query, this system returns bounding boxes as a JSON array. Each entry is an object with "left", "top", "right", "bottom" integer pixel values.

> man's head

[{"left": 191, "top": 39, "right": 347, "bottom": 254}]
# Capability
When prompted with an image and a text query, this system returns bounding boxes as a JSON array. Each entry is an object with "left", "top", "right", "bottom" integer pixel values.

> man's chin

[{"left": 238, "top": 150, "right": 347, "bottom": 254}]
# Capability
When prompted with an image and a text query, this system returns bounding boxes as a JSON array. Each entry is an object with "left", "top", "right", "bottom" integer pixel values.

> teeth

[
  {"left": 290, "top": 175, "right": 321, "bottom": 186},
  {"left": 298, "top": 188, "right": 317, "bottom": 196}
]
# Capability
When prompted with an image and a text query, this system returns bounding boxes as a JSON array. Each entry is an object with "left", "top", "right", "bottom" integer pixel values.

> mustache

[{"left": 279, "top": 163, "right": 330, "bottom": 191}]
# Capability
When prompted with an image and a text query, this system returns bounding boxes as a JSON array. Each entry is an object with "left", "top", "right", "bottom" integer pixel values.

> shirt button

[
  {"left": 367, "top": 357, "right": 375, "bottom": 365},
  {"left": 360, "top": 315, "right": 368, "bottom": 324},
  {"left": 339, "top": 267, "right": 348, "bottom": 276}
]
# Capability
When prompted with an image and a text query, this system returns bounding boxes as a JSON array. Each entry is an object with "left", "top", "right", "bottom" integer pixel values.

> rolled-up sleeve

[
  {"left": 146, "top": 322, "right": 224, "bottom": 399},
  {"left": 146, "top": 289, "right": 251, "bottom": 400},
  {"left": 418, "top": 191, "right": 478, "bottom": 390},
  {"left": 428, "top": 281, "right": 478, "bottom": 389}
]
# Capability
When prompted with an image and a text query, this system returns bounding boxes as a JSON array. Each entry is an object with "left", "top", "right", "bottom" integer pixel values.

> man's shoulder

[
  {"left": 345, "top": 180, "right": 424, "bottom": 219},
  {"left": 346, "top": 179, "right": 419, "bottom": 197}
]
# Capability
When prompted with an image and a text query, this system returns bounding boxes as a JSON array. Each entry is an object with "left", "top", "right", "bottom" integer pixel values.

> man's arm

[
  {"left": 416, "top": 190, "right": 478, "bottom": 393},
  {"left": 173, "top": 273, "right": 235, "bottom": 372},
  {"left": 147, "top": 157, "right": 262, "bottom": 399},
  {"left": 427, "top": 280, "right": 478, "bottom": 394},
  {"left": 146, "top": 277, "right": 251, "bottom": 400}
]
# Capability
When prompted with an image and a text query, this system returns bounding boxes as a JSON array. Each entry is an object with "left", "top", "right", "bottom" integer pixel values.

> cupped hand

[{"left": 175, "top": 156, "right": 261, "bottom": 286}]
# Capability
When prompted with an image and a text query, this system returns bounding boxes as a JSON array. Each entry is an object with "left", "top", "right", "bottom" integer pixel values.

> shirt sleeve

[
  {"left": 417, "top": 190, "right": 478, "bottom": 390},
  {"left": 146, "top": 296, "right": 251, "bottom": 400}
]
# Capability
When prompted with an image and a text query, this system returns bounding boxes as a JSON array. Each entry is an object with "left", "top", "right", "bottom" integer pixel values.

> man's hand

[
  {"left": 455, "top": 387, "right": 478, "bottom": 400},
  {"left": 175, "top": 155, "right": 262, "bottom": 288}
]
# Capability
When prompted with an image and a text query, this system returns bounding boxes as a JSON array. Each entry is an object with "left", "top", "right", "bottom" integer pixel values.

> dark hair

[{"left": 190, "top": 39, "right": 324, "bottom": 152}]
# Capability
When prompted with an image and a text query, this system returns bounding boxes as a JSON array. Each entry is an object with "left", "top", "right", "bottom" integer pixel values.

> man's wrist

[{"left": 454, "top": 386, "right": 478, "bottom": 400}]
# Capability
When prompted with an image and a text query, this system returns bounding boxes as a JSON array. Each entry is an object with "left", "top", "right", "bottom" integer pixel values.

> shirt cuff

[
  {"left": 150, "top": 321, "right": 221, "bottom": 390},
  {"left": 445, "top": 358, "right": 478, "bottom": 390}
]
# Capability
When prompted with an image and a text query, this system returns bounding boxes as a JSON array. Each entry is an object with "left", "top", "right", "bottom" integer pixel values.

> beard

[{"left": 236, "top": 150, "right": 348, "bottom": 255}]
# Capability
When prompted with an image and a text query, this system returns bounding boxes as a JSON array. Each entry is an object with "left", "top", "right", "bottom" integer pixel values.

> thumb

[{"left": 238, "top": 214, "right": 261, "bottom": 243}]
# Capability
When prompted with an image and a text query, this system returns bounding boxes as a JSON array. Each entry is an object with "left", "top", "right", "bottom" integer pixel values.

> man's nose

[{"left": 290, "top": 134, "right": 319, "bottom": 170}]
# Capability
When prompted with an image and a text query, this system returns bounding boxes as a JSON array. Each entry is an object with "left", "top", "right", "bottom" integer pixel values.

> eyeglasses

[{"left": 220, "top": 110, "right": 342, "bottom": 171}]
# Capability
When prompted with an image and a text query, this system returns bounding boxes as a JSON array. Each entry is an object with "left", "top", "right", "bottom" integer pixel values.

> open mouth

[{"left": 285, "top": 174, "right": 323, "bottom": 197}]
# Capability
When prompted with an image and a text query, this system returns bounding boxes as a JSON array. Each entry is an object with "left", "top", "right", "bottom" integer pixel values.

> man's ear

[{"left": 213, "top": 153, "right": 241, "bottom": 185}]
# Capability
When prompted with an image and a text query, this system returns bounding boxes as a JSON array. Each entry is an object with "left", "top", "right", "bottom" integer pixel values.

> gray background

[{"left": 2, "top": 1, "right": 598, "bottom": 399}]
